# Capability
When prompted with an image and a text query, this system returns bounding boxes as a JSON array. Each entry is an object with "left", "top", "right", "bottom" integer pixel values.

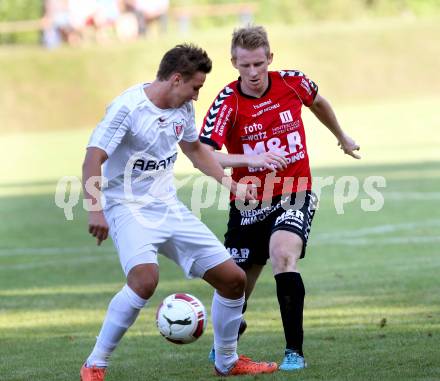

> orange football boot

[
  {"left": 215, "top": 355, "right": 278, "bottom": 376},
  {"left": 80, "top": 364, "right": 106, "bottom": 381}
]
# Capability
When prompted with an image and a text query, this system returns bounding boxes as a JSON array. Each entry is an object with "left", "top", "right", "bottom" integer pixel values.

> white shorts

[{"left": 104, "top": 200, "right": 231, "bottom": 279}]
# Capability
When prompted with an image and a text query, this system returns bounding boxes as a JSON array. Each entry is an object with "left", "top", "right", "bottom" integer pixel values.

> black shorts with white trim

[{"left": 224, "top": 191, "right": 318, "bottom": 268}]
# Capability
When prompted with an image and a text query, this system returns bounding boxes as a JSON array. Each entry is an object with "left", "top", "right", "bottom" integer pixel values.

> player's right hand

[
  {"left": 230, "top": 180, "right": 257, "bottom": 201},
  {"left": 338, "top": 134, "right": 361, "bottom": 159},
  {"left": 246, "top": 152, "right": 288, "bottom": 172},
  {"left": 244, "top": 183, "right": 258, "bottom": 201},
  {"left": 88, "top": 211, "right": 109, "bottom": 246}
]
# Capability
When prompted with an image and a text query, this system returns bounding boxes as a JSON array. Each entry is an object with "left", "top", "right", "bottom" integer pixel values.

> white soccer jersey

[{"left": 88, "top": 83, "right": 198, "bottom": 209}]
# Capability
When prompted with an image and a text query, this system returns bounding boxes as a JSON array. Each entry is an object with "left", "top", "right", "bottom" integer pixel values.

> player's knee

[
  {"left": 222, "top": 268, "right": 246, "bottom": 298},
  {"left": 128, "top": 277, "right": 158, "bottom": 299},
  {"left": 271, "top": 239, "right": 302, "bottom": 272},
  {"left": 127, "top": 265, "right": 159, "bottom": 299},
  {"left": 233, "top": 268, "right": 246, "bottom": 293}
]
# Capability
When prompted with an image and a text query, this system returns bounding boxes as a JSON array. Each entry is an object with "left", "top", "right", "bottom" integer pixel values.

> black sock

[{"left": 275, "top": 272, "right": 305, "bottom": 356}]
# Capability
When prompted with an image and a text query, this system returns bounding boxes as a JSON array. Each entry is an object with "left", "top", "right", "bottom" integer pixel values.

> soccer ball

[{"left": 156, "top": 293, "right": 207, "bottom": 344}]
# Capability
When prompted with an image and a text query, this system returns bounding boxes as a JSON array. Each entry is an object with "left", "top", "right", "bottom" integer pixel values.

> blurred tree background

[
  {"left": 0, "top": 0, "right": 42, "bottom": 43},
  {"left": 0, "top": 0, "right": 439, "bottom": 135},
  {"left": 1, "top": 0, "right": 440, "bottom": 44},
  {"left": 0, "top": 0, "right": 42, "bottom": 22},
  {"left": 172, "top": 0, "right": 440, "bottom": 25}
]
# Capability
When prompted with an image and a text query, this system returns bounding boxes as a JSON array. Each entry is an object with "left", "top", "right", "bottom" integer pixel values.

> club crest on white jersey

[{"left": 173, "top": 120, "right": 185, "bottom": 139}]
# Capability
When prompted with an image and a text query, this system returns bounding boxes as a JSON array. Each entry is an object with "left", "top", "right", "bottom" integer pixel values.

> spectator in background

[
  {"left": 67, "top": 0, "right": 97, "bottom": 44},
  {"left": 92, "top": 0, "right": 122, "bottom": 43},
  {"left": 42, "top": 0, "right": 168, "bottom": 48},
  {"left": 125, "top": 0, "right": 169, "bottom": 36},
  {"left": 114, "top": 7, "right": 139, "bottom": 41},
  {"left": 42, "top": 0, "right": 73, "bottom": 48}
]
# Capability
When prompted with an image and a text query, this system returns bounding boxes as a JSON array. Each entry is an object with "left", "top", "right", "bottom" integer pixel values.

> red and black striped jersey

[{"left": 200, "top": 70, "right": 318, "bottom": 200}]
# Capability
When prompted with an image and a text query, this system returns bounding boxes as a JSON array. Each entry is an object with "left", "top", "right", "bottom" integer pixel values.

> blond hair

[{"left": 231, "top": 25, "right": 271, "bottom": 59}]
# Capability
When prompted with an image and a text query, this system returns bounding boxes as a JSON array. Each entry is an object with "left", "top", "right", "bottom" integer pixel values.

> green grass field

[
  {"left": 1, "top": 162, "right": 439, "bottom": 381},
  {"left": 1, "top": 17, "right": 439, "bottom": 381}
]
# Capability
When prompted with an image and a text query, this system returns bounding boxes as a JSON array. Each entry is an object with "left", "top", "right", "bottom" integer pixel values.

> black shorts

[{"left": 224, "top": 191, "right": 318, "bottom": 269}]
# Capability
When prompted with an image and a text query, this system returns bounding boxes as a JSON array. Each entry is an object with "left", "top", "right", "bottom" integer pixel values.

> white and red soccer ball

[{"left": 156, "top": 293, "right": 207, "bottom": 344}]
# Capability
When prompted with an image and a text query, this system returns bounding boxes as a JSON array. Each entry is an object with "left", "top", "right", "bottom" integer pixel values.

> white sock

[
  {"left": 86, "top": 284, "right": 148, "bottom": 368},
  {"left": 211, "top": 291, "right": 244, "bottom": 373}
]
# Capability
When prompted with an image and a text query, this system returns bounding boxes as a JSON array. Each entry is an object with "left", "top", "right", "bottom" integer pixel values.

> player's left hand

[
  {"left": 88, "top": 210, "right": 109, "bottom": 246},
  {"left": 246, "top": 152, "right": 288, "bottom": 172},
  {"left": 338, "top": 134, "right": 361, "bottom": 159}
]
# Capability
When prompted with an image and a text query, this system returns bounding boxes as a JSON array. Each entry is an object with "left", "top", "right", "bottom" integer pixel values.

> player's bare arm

[
  {"left": 203, "top": 144, "right": 288, "bottom": 171},
  {"left": 309, "top": 93, "right": 361, "bottom": 159},
  {"left": 180, "top": 140, "right": 256, "bottom": 200},
  {"left": 215, "top": 150, "right": 288, "bottom": 172},
  {"left": 82, "top": 147, "right": 109, "bottom": 246}
]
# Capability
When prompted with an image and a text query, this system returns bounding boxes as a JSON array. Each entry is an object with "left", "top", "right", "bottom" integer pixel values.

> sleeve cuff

[
  {"left": 199, "top": 136, "right": 220, "bottom": 150},
  {"left": 86, "top": 144, "right": 111, "bottom": 157}
]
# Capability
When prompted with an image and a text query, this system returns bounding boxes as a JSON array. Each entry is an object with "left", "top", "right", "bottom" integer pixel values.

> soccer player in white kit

[{"left": 80, "top": 44, "right": 278, "bottom": 380}]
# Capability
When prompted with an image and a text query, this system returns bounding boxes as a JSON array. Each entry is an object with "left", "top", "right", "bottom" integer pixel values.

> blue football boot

[{"left": 279, "top": 349, "right": 306, "bottom": 371}]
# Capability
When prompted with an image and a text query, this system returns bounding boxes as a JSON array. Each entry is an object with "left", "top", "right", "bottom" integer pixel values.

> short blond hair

[{"left": 231, "top": 25, "right": 271, "bottom": 59}]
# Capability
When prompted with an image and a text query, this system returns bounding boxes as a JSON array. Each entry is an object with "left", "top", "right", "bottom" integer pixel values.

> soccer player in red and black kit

[{"left": 200, "top": 25, "right": 360, "bottom": 371}]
